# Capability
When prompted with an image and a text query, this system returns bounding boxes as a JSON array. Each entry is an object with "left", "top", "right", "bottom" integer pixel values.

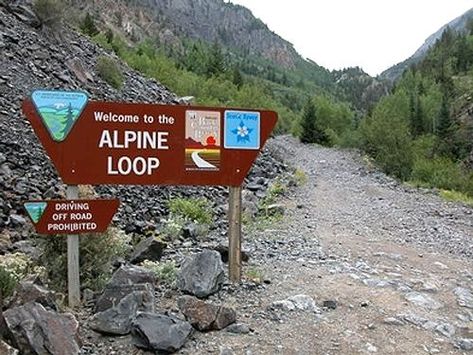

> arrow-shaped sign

[
  {"left": 24, "top": 199, "right": 120, "bottom": 235},
  {"left": 22, "top": 90, "right": 278, "bottom": 187}
]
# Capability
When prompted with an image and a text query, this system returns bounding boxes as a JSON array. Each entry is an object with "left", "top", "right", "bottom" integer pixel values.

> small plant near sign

[
  {"left": 244, "top": 266, "right": 264, "bottom": 284},
  {"left": 168, "top": 197, "right": 213, "bottom": 225},
  {"left": 160, "top": 215, "right": 186, "bottom": 241},
  {"left": 96, "top": 56, "right": 124, "bottom": 90},
  {"left": 41, "top": 227, "right": 130, "bottom": 291},
  {"left": 140, "top": 260, "right": 177, "bottom": 287},
  {"left": 292, "top": 168, "right": 308, "bottom": 186},
  {"left": 0, "top": 265, "right": 18, "bottom": 301}
]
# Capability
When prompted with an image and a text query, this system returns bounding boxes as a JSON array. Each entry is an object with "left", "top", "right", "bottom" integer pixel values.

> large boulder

[
  {"left": 131, "top": 312, "right": 193, "bottom": 353},
  {"left": 129, "top": 236, "right": 167, "bottom": 264},
  {"left": 8, "top": 280, "right": 59, "bottom": 310},
  {"left": 3, "top": 302, "right": 81, "bottom": 355},
  {"left": 177, "top": 250, "right": 225, "bottom": 298},
  {"left": 89, "top": 288, "right": 154, "bottom": 335},
  {"left": 177, "top": 295, "right": 236, "bottom": 331},
  {"left": 95, "top": 283, "right": 154, "bottom": 313}
]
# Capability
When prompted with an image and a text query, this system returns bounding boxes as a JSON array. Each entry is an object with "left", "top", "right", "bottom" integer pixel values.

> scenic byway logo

[
  {"left": 185, "top": 111, "right": 221, "bottom": 171},
  {"left": 224, "top": 110, "right": 260, "bottom": 150},
  {"left": 31, "top": 90, "right": 88, "bottom": 142},
  {"left": 24, "top": 202, "right": 47, "bottom": 224}
]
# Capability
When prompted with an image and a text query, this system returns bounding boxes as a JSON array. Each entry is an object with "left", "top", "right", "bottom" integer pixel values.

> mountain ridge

[{"left": 380, "top": 7, "right": 473, "bottom": 82}]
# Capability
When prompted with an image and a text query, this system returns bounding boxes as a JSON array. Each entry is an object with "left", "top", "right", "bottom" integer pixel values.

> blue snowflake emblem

[{"left": 231, "top": 121, "right": 253, "bottom": 143}]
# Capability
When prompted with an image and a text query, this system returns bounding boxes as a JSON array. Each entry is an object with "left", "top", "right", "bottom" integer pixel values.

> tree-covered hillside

[{"left": 358, "top": 24, "right": 473, "bottom": 197}]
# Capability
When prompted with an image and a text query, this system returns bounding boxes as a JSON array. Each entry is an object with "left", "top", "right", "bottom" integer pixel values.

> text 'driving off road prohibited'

[
  {"left": 22, "top": 90, "right": 278, "bottom": 186},
  {"left": 24, "top": 199, "right": 119, "bottom": 235}
]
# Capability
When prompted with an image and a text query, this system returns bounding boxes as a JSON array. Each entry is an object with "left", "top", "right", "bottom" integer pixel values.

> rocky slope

[
  {"left": 0, "top": 1, "right": 286, "bottom": 246},
  {"left": 76, "top": 0, "right": 301, "bottom": 69},
  {"left": 380, "top": 7, "right": 473, "bottom": 82}
]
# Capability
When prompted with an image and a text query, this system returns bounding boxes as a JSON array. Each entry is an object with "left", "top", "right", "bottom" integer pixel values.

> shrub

[
  {"left": 244, "top": 266, "right": 264, "bottom": 284},
  {"left": 411, "top": 156, "right": 471, "bottom": 195},
  {"left": 33, "top": 0, "right": 64, "bottom": 29},
  {"left": 0, "top": 265, "right": 18, "bottom": 300},
  {"left": 96, "top": 56, "right": 124, "bottom": 89},
  {"left": 140, "top": 260, "right": 177, "bottom": 287},
  {"left": 80, "top": 12, "right": 99, "bottom": 37},
  {"left": 0, "top": 252, "right": 33, "bottom": 280},
  {"left": 40, "top": 227, "right": 130, "bottom": 291},
  {"left": 160, "top": 215, "right": 186, "bottom": 241},
  {"left": 292, "top": 168, "right": 308, "bottom": 186},
  {"left": 168, "top": 197, "right": 213, "bottom": 224}
]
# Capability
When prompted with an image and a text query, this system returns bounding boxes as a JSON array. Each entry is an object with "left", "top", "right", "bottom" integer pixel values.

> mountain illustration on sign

[
  {"left": 31, "top": 90, "right": 88, "bottom": 142},
  {"left": 232, "top": 121, "right": 253, "bottom": 143},
  {"left": 24, "top": 202, "right": 48, "bottom": 224},
  {"left": 185, "top": 110, "right": 221, "bottom": 171}
]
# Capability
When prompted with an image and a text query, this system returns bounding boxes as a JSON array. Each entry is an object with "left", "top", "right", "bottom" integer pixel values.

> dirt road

[{"left": 182, "top": 136, "right": 473, "bottom": 354}]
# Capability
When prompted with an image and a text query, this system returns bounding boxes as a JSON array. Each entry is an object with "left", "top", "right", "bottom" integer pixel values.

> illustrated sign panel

[
  {"left": 24, "top": 199, "right": 119, "bottom": 235},
  {"left": 224, "top": 110, "right": 261, "bottom": 150},
  {"left": 185, "top": 111, "right": 221, "bottom": 172},
  {"left": 22, "top": 90, "right": 277, "bottom": 186},
  {"left": 31, "top": 90, "right": 88, "bottom": 142}
]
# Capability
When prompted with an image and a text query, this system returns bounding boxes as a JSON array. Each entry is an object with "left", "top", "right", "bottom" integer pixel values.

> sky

[{"left": 229, "top": 0, "right": 473, "bottom": 76}]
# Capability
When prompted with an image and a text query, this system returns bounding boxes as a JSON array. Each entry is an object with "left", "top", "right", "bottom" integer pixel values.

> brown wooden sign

[
  {"left": 24, "top": 199, "right": 119, "bottom": 235},
  {"left": 22, "top": 91, "right": 278, "bottom": 186}
]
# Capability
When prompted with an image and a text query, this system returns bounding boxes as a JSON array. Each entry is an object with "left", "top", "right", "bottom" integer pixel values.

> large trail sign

[
  {"left": 22, "top": 90, "right": 278, "bottom": 186},
  {"left": 22, "top": 90, "right": 278, "bottom": 307}
]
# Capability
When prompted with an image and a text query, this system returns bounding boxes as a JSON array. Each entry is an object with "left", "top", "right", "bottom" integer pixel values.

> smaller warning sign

[
  {"left": 224, "top": 110, "right": 261, "bottom": 150},
  {"left": 24, "top": 199, "right": 119, "bottom": 235}
]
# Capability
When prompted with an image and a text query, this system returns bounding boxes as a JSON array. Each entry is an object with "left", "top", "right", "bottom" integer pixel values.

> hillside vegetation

[
  {"left": 358, "top": 25, "right": 473, "bottom": 197},
  {"left": 65, "top": 1, "right": 473, "bottom": 198}
]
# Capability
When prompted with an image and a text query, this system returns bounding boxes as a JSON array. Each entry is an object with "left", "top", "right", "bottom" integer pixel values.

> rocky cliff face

[{"left": 82, "top": 0, "right": 301, "bottom": 69}]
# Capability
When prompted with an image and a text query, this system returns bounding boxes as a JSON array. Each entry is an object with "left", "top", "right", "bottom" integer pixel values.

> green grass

[
  {"left": 439, "top": 190, "right": 473, "bottom": 207},
  {"left": 168, "top": 197, "right": 213, "bottom": 224},
  {"left": 244, "top": 266, "right": 264, "bottom": 284}
]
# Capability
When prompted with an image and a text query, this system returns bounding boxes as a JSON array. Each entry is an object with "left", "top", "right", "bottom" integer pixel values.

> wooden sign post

[
  {"left": 66, "top": 185, "right": 80, "bottom": 308},
  {"left": 24, "top": 197, "right": 120, "bottom": 308},
  {"left": 228, "top": 186, "right": 242, "bottom": 283},
  {"left": 23, "top": 90, "right": 278, "bottom": 295}
]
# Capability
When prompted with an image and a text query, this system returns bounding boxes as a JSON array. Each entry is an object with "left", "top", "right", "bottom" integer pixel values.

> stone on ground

[{"left": 177, "top": 250, "right": 225, "bottom": 298}]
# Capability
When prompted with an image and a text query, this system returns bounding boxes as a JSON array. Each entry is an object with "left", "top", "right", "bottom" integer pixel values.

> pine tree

[
  {"left": 437, "top": 94, "right": 451, "bottom": 140},
  {"left": 300, "top": 99, "right": 326, "bottom": 144},
  {"left": 207, "top": 42, "right": 225, "bottom": 77},
  {"left": 232, "top": 66, "right": 243, "bottom": 88},
  {"left": 80, "top": 13, "right": 99, "bottom": 37},
  {"left": 62, "top": 103, "right": 75, "bottom": 139}
]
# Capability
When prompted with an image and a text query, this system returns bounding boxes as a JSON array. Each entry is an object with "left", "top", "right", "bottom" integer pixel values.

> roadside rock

[
  {"left": 177, "top": 295, "right": 236, "bottom": 331},
  {"left": 129, "top": 236, "right": 167, "bottom": 264},
  {"left": 177, "top": 250, "right": 225, "bottom": 298},
  {"left": 454, "top": 287, "right": 473, "bottom": 309},
  {"left": 271, "top": 294, "right": 319, "bottom": 313},
  {"left": 8, "top": 280, "right": 58, "bottom": 310},
  {"left": 405, "top": 292, "right": 442, "bottom": 310},
  {"left": 456, "top": 338, "right": 473, "bottom": 351},
  {"left": 95, "top": 283, "right": 154, "bottom": 313},
  {"left": 89, "top": 288, "right": 154, "bottom": 335},
  {"left": 3, "top": 302, "right": 81, "bottom": 355},
  {"left": 131, "top": 312, "right": 193, "bottom": 353},
  {"left": 226, "top": 323, "right": 251, "bottom": 334},
  {"left": 0, "top": 340, "right": 18, "bottom": 355}
]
